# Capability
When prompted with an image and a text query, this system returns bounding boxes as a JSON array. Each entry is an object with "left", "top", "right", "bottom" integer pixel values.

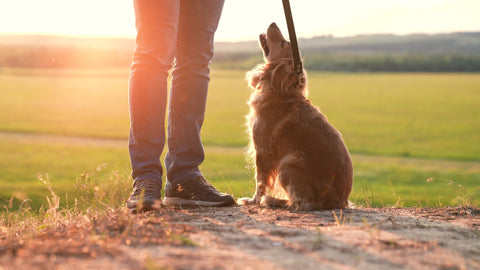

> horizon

[
  {"left": 1, "top": 29, "right": 479, "bottom": 43},
  {"left": 1, "top": 1, "right": 480, "bottom": 42}
]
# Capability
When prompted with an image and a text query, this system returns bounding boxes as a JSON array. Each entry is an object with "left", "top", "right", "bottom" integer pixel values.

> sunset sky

[{"left": 1, "top": 0, "right": 479, "bottom": 41}]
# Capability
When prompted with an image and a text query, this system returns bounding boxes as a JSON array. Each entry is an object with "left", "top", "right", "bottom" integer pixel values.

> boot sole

[
  {"left": 163, "top": 197, "right": 235, "bottom": 207},
  {"left": 127, "top": 199, "right": 162, "bottom": 213}
]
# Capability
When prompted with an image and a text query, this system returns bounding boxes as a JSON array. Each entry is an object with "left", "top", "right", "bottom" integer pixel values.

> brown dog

[{"left": 237, "top": 23, "right": 353, "bottom": 210}]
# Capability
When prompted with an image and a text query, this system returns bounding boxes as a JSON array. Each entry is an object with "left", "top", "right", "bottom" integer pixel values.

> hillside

[
  {"left": 215, "top": 32, "right": 480, "bottom": 55},
  {"left": 1, "top": 32, "right": 480, "bottom": 71},
  {"left": 214, "top": 32, "right": 480, "bottom": 71}
]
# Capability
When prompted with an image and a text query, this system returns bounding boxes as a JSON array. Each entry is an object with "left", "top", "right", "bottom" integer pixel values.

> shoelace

[
  {"left": 191, "top": 177, "right": 216, "bottom": 192},
  {"left": 132, "top": 180, "right": 159, "bottom": 196}
]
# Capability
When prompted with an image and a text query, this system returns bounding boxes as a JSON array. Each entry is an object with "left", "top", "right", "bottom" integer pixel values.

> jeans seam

[{"left": 168, "top": 96, "right": 177, "bottom": 157}]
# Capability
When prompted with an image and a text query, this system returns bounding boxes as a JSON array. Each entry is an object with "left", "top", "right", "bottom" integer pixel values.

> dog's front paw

[{"left": 237, "top": 197, "right": 256, "bottom": 206}]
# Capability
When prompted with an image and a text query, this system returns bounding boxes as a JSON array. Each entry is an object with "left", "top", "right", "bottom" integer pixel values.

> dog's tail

[{"left": 260, "top": 195, "right": 289, "bottom": 208}]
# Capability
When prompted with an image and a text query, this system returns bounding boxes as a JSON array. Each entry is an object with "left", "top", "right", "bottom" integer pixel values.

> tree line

[
  {"left": 212, "top": 52, "right": 480, "bottom": 72},
  {"left": 0, "top": 45, "right": 132, "bottom": 69},
  {"left": 302, "top": 53, "right": 480, "bottom": 72},
  {"left": 1, "top": 31, "right": 480, "bottom": 71}
]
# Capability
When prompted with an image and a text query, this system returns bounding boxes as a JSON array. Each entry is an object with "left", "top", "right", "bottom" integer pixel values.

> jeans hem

[
  {"left": 167, "top": 170, "right": 203, "bottom": 186},
  {"left": 133, "top": 176, "right": 163, "bottom": 185}
]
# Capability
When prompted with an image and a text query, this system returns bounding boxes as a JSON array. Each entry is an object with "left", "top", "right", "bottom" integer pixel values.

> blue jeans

[{"left": 129, "top": 0, "right": 225, "bottom": 186}]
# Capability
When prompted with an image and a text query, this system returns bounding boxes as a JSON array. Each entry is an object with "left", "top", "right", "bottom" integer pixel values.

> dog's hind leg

[
  {"left": 275, "top": 152, "right": 315, "bottom": 210},
  {"left": 260, "top": 195, "right": 289, "bottom": 208},
  {"left": 277, "top": 172, "right": 311, "bottom": 210}
]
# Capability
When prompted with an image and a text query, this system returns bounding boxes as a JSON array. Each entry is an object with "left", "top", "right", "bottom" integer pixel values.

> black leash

[{"left": 282, "top": 0, "right": 303, "bottom": 83}]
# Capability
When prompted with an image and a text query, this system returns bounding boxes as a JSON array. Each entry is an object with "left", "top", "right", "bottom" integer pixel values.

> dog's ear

[
  {"left": 273, "top": 60, "right": 295, "bottom": 92},
  {"left": 246, "top": 69, "right": 263, "bottom": 90},
  {"left": 269, "top": 59, "right": 308, "bottom": 97}
]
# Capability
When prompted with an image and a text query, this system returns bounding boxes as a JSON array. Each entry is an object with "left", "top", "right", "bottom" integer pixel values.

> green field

[{"left": 0, "top": 68, "right": 479, "bottom": 210}]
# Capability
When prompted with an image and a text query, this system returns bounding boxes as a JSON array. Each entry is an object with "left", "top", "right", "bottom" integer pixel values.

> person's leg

[
  {"left": 163, "top": 0, "right": 234, "bottom": 206},
  {"left": 165, "top": 0, "right": 225, "bottom": 185},
  {"left": 127, "top": 0, "right": 179, "bottom": 212}
]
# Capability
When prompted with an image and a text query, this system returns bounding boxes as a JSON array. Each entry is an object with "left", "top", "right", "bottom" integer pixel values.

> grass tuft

[{"left": 426, "top": 177, "right": 480, "bottom": 207}]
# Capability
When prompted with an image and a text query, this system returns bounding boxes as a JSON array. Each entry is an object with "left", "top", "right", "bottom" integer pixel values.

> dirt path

[{"left": 1, "top": 206, "right": 479, "bottom": 270}]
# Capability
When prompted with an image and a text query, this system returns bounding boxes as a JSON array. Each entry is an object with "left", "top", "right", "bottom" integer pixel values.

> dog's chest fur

[{"left": 247, "top": 92, "right": 330, "bottom": 154}]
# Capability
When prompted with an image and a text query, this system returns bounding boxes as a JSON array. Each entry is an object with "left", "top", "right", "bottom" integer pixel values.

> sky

[{"left": 0, "top": 0, "right": 479, "bottom": 41}]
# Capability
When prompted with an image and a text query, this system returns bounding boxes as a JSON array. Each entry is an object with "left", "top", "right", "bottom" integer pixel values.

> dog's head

[
  {"left": 247, "top": 23, "right": 307, "bottom": 97},
  {"left": 260, "top": 22, "right": 292, "bottom": 62}
]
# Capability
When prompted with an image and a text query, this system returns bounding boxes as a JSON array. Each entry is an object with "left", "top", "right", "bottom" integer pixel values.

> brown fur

[{"left": 237, "top": 23, "right": 353, "bottom": 210}]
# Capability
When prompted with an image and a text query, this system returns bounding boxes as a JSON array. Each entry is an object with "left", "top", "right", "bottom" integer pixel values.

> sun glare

[
  {"left": 0, "top": 0, "right": 135, "bottom": 38},
  {"left": 0, "top": 0, "right": 479, "bottom": 40}
]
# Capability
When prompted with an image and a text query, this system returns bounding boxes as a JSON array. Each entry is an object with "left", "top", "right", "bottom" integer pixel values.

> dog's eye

[{"left": 281, "top": 41, "right": 286, "bottom": 48}]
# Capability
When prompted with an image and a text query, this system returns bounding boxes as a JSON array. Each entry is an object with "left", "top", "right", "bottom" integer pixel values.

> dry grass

[
  {"left": 1, "top": 185, "right": 479, "bottom": 269},
  {"left": 0, "top": 168, "right": 195, "bottom": 264},
  {"left": 0, "top": 159, "right": 478, "bottom": 269},
  {"left": 1, "top": 208, "right": 194, "bottom": 258}
]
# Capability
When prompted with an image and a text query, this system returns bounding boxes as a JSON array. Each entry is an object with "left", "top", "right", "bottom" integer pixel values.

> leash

[{"left": 282, "top": 0, "right": 303, "bottom": 84}]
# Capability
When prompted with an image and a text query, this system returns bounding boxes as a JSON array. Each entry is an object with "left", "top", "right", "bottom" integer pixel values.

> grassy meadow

[{"left": 0, "top": 68, "right": 479, "bottom": 211}]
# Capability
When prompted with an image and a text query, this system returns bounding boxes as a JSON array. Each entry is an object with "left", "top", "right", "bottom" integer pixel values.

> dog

[{"left": 237, "top": 23, "right": 353, "bottom": 210}]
